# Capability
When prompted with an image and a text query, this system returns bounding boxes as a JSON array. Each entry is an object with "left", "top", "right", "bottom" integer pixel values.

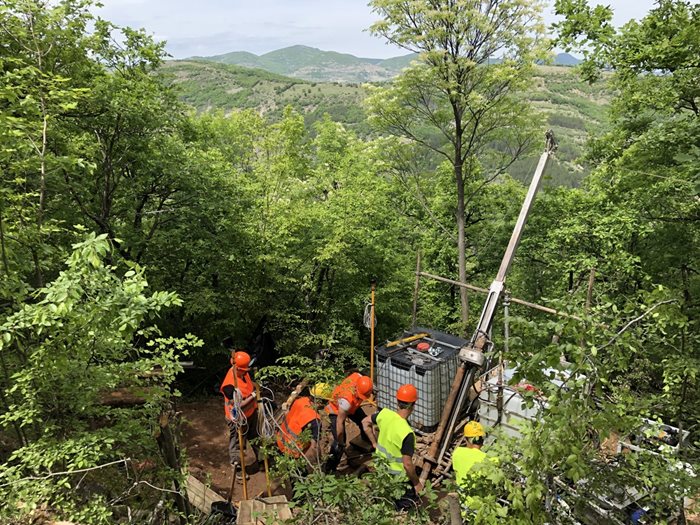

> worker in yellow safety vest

[
  {"left": 452, "top": 421, "right": 498, "bottom": 516},
  {"left": 362, "top": 384, "right": 423, "bottom": 511}
]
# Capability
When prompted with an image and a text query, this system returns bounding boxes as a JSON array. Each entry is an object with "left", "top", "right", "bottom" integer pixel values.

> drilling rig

[{"left": 419, "top": 130, "right": 558, "bottom": 483}]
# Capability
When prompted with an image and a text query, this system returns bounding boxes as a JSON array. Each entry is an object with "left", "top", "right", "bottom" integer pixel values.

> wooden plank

[
  {"left": 237, "top": 496, "right": 292, "bottom": 524},
  {"left": 186, "top": 475, "right": 224, "bottom": 515}
]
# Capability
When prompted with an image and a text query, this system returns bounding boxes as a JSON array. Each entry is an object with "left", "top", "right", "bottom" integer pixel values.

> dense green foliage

[
  {"left": 0, "top": 0, "right": 698, "bottom": 522},
  {"left": 161, "top": 61, "right": 609, "bottom": 187},
  {"left": 368, "top": 0, "right": 549, "bottom": 332}
]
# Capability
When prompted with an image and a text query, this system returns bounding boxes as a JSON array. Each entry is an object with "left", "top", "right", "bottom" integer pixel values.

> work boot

[{"left": 231, "top": 462, "right": 250, "bottom": 481}]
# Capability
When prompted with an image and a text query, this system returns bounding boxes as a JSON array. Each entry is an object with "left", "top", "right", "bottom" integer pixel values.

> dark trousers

[
  {"left": 395, "top": 485, "right": 419, "bottom": 512},
  {"left": 394, "top": 485, "right": 418, "bottom": 511},
  {"left": 228, "top": 410, "right": 260, "bottom": 466},
  {"left": 324, "top": 407, "right": 369, "bottom": 472}
]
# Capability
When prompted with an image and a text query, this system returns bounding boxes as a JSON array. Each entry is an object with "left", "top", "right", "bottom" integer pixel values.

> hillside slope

[
  {"left": 161, "top": 60, "right": 369, "bottom": 131},
  {"left": 160, "top": 60, "right": 608, "bottom": 186},
  {"left": 193, "top": 45, "right": 579, "bottom": 83},
  {"left": 195, "top": 45, "right": 416, "bottom": 83}
]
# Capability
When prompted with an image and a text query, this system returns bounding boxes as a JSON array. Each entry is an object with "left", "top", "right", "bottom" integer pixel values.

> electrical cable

[
  {"left": 227, "top": 388, "right": 248, "bottom": 431},
  {"left": 257, "top": 384, "right": 277, "bottom": 439}
]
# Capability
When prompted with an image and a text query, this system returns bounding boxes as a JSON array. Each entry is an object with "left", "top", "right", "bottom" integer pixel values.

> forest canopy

[{"left": 0, "top": 0, "right": 698, "bottom": 523}]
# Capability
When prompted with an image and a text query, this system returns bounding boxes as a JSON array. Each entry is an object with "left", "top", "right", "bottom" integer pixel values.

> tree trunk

[
  {"left": 156, "top": 411, "right": 192, "bottom": 523},
  {"left": 455, "top": 155, "right": 469, "bottom": 336},
  {"left": 0, "top": 208, "right": 9, "bottom": 275}
]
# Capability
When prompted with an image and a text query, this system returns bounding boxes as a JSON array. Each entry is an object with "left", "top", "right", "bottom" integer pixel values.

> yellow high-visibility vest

[
  {"left": 452, "top": 446, "right": 487, "bottom": 487},
  {"left": 375, "top": 408, "right": 413, "bottom": 482}
]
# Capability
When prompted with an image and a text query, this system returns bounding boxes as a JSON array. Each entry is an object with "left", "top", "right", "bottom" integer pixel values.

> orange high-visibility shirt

[
  {"left": 326, "top": 372, "right": 364, "bottom": 416},
  {"left": 220, "top": 367, "right": 257, "bottom": 420},
  {"left": 276, "top": 397, "right": 321, "bottom": 457}
]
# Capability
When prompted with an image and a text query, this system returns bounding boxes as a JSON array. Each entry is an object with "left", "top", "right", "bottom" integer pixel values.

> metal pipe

[
  {"left": 419, "top": 364, "right": 466, "bottom": 483},
  {"left": 370, "top": 280, "right": 376, "bottom": 385},
  {"left": 418, "top": 272, "right": 582, "bottom": 321}
]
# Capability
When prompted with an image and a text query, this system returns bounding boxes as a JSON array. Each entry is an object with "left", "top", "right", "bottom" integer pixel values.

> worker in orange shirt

[
  {"left": 276, "top": 391, "right": 322, "bottom": 464},
  {"left": 323, "top": 372, "right": 373, "bottom": 473},
  {"left": 220, "top": 350, "right": 259, "bottom": 470}
]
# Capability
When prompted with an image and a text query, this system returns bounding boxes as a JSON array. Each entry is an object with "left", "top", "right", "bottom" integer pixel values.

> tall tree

[
  {"left": 553, "top": 0, "right": 700, "bottom": 431},
  {"left": 367, "top": 0, "right": 547, "bottom": 333}
]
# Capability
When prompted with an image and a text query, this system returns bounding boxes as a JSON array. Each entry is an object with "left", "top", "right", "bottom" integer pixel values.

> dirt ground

[{"left": 178, "top": 396, "right": 371, "bottom": 501}]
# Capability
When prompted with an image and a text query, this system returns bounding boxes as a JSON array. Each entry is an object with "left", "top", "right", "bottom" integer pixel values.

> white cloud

[{"left": 94, "top": 0, "right": 663, "bottom": 59}]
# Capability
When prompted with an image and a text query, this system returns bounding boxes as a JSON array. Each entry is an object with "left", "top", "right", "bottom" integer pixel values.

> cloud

[{"left": 95, "top": 0, "right": 661, "bottom": 60}]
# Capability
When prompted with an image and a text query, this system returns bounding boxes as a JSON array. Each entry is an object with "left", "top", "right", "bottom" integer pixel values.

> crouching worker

[
  {"left": 362, "top": 384, "right": 423, "bottom": 512},
  {"left": 323, "top": 372, "right": 373, "bottom": 472},
  {"left": 276, "top": 391, "right": 322, "bottom": 464},
  {"left": 220, "top": 350, "right": 260, "bottom": 473},
  {"left": 452, "top": 421, "right": 498, "bottom": 518}
]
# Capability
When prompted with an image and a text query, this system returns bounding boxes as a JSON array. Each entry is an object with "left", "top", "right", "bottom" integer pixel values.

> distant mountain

[
  {"left": 553, "top": 52, "right": 581, "bottom": 66},
  {"left": 191, "top": 45, "right": 418, "bottom": 83},
  {"left": 191, "top": 46, "right": 581, "bottom": 83}
]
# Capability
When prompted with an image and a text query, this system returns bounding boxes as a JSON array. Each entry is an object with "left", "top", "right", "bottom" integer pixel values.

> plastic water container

[{"left": 375, "top": 328, "right": 468, "bottom": 432}]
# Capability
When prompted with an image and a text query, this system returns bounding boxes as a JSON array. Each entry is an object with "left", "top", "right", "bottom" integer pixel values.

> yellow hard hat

[
  {"left": 310, "top": 382, "right": 333, "bottom": 400},
  {"left": 464, "top": 421, "right": 485, "bottom": 438}
]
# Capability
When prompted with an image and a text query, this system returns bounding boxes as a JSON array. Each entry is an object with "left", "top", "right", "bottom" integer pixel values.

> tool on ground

[
  {"left": 210, "top": 464, "right": 238, "bottom": 521},
  {"left": 419, "top": 131, "right": 557, "bottom": 484},
  {"left": 231, "top": 364, "right": 248, "bottom": 500},
  {"left": 256, "top": 382, "right": 273, "bottom": 497}
]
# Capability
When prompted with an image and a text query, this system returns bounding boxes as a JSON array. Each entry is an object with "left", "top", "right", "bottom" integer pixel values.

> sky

[{"left": 94, "top": 0, "right": 661, "bottom": 60}]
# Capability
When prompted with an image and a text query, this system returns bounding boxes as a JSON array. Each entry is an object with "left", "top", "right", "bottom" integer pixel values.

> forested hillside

[
  {"left": 194, "top": 45, "right": 417, "bottom": 83},
  {"left": 192, "top": 45, "right": 581, "bottom": 83},
  {"left": 161, "top": 60, "right": 609, "bottom": 186},
  {"left": 0, "top": 0, "right": 698, "bottom": 524}
]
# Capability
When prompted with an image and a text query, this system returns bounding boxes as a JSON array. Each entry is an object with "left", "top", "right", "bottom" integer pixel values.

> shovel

[{"left": 210, "top": 464, "right": 238, "bottom": 522}]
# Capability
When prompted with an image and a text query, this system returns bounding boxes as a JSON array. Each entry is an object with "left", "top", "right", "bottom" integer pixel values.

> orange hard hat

[
  {"left": 396, "top": 384, "right": 418, "bottom": 403},
  {"left": 356, "top": 376, "right": 373, "bottom": 398},
  {"left": 233, "top": 351, "right": 251, "bottom": 371}
]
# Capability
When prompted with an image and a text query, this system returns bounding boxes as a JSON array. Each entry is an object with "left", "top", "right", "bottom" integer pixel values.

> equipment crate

[{"left": 375, "top": 327, "right": 467, "bottom": 432}]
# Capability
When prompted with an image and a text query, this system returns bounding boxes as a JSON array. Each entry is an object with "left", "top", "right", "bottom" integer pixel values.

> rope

[
  {"left": 257, "top": 384, "right": 277, "bottom": 439},
  {"left": 228, "top": 388, "right": 248, "bottom": 430}
]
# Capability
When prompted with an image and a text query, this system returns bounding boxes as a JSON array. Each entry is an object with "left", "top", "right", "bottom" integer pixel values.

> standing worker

[
  {"left": 220, "top": 350, "right": 260, "bottom": 473},
  {"left": 362, "top": 384, "right": 423, "bottom": 511},
  {"left": 323, "top": 372, "right": 373, "bottom": 472},
  {"left": 276, "top": 390, "right": 322, "bottom": 464}
]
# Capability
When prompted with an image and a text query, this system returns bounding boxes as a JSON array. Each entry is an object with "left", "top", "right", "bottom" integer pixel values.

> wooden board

[
  {"left": 186, "top": 474, "right": 225, "bottom": 514},
  {"left": 237, "top": 496, "right": 293, "bottom": 525}
]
